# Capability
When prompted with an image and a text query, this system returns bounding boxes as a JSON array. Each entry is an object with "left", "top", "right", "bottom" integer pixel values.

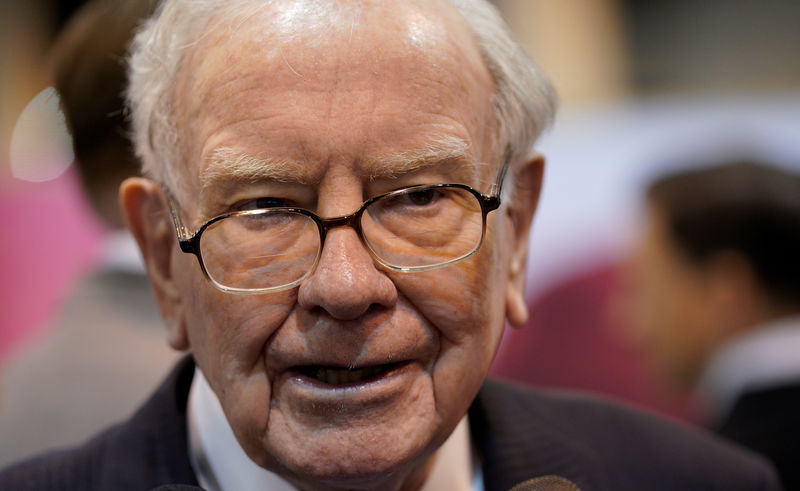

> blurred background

[{"left": 1, "top": 0, "right": 800, "bottom": 468}]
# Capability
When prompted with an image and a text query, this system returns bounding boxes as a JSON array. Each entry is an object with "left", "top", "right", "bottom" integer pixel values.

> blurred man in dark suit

[
  {"left": 0, "top": 1, "right": 781, "bottom": 489},
  {"left": 625, "top": 161, "right": 800, "bottom": 489}
]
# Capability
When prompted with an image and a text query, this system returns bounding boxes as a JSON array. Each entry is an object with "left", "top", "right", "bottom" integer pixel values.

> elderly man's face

[{"left": 124, "top": 0, "right": 539, "bottom": 487}]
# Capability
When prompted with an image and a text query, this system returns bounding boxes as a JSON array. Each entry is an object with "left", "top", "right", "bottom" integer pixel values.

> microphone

[{"left": 508, "top": 475, "right": 581, "bottom": 491}]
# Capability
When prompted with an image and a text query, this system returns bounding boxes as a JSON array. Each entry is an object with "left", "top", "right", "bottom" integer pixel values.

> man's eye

[
  {"left": 238, "top": 197, "right": 288, "bottom": 210},
  {"left": 403, "top": 188, "right": 438, "bottom": 206}
]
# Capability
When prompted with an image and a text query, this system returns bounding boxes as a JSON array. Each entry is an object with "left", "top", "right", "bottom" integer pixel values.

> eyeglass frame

[{"left": 163, "top": 151, "right": 512, "bottom": 294}]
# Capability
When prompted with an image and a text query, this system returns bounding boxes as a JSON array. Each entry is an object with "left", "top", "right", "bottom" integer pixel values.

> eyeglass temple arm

[
  {"left": 487, "top": 150, "right": 512, "bottom": 198},
  {"left": 160, "top": 184, "right": 193, "bottom": 245}
]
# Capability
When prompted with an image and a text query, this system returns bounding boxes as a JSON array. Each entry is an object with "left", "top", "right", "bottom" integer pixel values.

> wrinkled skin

[{"left": 122, "top": 1, "right": 542, "bottom": 489}]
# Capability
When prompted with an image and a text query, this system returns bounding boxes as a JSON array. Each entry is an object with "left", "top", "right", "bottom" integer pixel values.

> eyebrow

[
  {"left": 362, "top": 136, "right": 480, "bottom": 182},
  {"left": 200, "top": 148, "right": 310, "bottom": 196},
  {"left": 199, "top": 136, "right": 482, "bottom": 195}
]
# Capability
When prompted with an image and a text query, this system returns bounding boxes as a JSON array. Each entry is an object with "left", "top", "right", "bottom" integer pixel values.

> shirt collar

[
  {"left": 187, "top": 366, "right": 483, "bottom": 490},
  {"left": 696, "top": 314, "right": 800, "bottom": 422}
]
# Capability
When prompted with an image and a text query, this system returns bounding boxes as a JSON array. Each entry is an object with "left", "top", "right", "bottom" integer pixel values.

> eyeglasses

[{"left": 166, "top": 153, "right": 510, "bottom": 294}]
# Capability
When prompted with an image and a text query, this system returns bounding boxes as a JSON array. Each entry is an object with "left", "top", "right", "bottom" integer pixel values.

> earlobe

[
  {"left": 504, "top": 152, "right": 544, "bottom": 328},
  {"left": 506, "top": 270, "right": 529, "bottom": 327},
  {"left": 119, "top": 177, "right": 189, "bottom": 350}
]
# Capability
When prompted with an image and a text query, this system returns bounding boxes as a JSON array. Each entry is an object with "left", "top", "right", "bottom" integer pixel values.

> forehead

[{"left": 172, "top": 0, "right": 496, "bottom": 192}]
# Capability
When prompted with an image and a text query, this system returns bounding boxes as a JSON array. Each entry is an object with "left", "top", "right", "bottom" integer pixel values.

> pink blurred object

[{"left": 0, "top": 168, "right": 104, "bottom": 361}]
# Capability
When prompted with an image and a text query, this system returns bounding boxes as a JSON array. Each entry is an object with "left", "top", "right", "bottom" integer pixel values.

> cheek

[
  {"left": 180, "top": 273, "right": 299, "bottom": 467},
  {"left": 393, "top": 239, "right": 506, "bottom": 348},
  {"left": 629, "top": 257, "right": 678, "bottom": 337},
  {"left": 185, "top": 284, "right": 296, "bottom": 375},
  {"left": 638, "top": 271, "right": 703, "bottom": 368},
  {"left": 635, "top": 281, "right": 681, "bottom": 355},
  {"left": 390, "top": 228, "right": 510, "bottom": 401},
  {"left": 179, "top": 264, "right": 294, "bottom": 388}
]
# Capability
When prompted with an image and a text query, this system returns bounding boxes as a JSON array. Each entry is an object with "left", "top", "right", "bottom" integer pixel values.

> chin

[
  {"left": 262, "top": 427, "right": 437, "bottom": 490},
  {"left": 272, "top": 454, "right": 423, "bottom": 491}
]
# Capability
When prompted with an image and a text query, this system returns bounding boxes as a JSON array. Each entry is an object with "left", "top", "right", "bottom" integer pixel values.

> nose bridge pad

[
  {"left": 318, "top": 210, "right": 362, "bottom": 236},
  {"left": 316, "top": 210, "right": 373, "bottom": 267},
  {"left": 318, "top": 225, "right": 371, "bottom": 271}
]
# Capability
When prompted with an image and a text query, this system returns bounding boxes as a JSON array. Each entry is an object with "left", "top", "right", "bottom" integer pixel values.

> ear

[
  {"left": 505, "top": 152, "right": 544, "bottom": 328},
  {"left": 120, "top": 177, "right": 189, "bottom": 350}
]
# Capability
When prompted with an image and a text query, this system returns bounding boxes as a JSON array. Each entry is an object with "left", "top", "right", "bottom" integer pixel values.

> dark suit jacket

[
  {"left": 715, "top": 384, "right": 800, "bottom": 490},
  {"left": 0, "top": 357, "right": 780, "bottom": 490}
]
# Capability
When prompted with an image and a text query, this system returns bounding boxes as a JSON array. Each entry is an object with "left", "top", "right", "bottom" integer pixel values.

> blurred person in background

[
  {"left": 0, "top": 0, "right": 179, "bottom": 467},
  {"left": 624, "top": 161, "right": 800, "bottom": 489},
  {"left": 52, "top": 0, "right": 158, "bottom": 231}
]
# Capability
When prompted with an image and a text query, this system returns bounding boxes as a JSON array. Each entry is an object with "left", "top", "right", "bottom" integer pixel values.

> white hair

[{"left": 126, "top": 0, "right": 557, "bottom": 193}]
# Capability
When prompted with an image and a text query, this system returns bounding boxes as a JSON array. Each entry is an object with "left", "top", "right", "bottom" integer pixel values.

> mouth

[{"left": 293, "top": 362, "right": 405, "bottom": 386}]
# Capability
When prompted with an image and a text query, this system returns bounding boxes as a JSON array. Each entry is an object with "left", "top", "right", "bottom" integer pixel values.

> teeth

[{"left": 313, "top": 365, "right": 386, "bottom": 385}]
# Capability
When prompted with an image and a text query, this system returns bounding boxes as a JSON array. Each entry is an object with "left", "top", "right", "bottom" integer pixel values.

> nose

[{"left": 297, "top": 227, "right": 398, "bottom": 320}]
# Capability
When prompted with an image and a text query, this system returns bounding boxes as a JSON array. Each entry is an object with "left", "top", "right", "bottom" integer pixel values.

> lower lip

[{"left": 280, "top": 362, "right": 417, "bottom": 404}]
